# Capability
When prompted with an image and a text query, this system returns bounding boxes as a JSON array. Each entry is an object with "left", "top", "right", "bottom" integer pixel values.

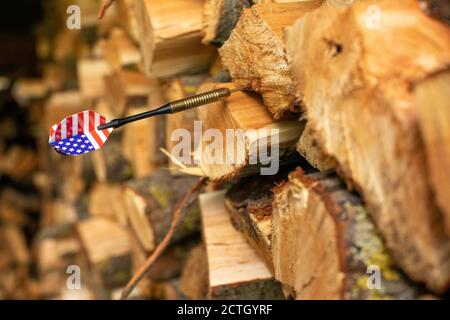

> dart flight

[{"left": 48, "top": 110, "right": 113, "bottom": 156}]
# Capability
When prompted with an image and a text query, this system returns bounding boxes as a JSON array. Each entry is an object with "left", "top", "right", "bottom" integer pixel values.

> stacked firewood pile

[{"left": 1, "top": 0, "right": 450, "bottom": 300}]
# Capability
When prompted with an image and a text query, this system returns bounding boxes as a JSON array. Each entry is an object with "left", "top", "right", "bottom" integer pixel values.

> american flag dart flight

[{"left": 49, "top": 110, "right": 113, "bottom": 156}]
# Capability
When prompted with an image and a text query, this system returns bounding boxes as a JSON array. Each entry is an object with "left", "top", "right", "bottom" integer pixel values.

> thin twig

[
  {"left": 98, "top": 0, "right": 115, "bottom": 19},
  {"left": 120, "top": 177, "right": 207, "bottom": 300}
]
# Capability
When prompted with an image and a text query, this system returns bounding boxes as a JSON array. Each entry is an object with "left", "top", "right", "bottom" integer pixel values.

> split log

[
  {"left": 116, "top": 0, "right": 140, "bottom": 42},
  {"left": 180, "top": 244, "right": 209, "bottom": 299},
  {"left": 88, "top": 183, "right": 128, "bottom": 226},
  {"left": 272, "top": 168, "right": 418, "bottom": 299},
  {"left": 415, "top": 70, "right": 450, "bottom": 236},
  {"left": 224, "top": 165, "right": 305, "bottom": 271},
  {"left": 164, "top": 75, "right": 208, "bottom": 173},
  {"left": 196, "top": 82, "right": 302, "bottom": 181},
  {"left": 101, "top": 28, "right": 141, "bottom": 71},
  {"left": 219, "top": 1, "right": 323, "bottom": 119},
  {"left": 285, "top": 0, "right": 450, "bottom": 293},
  {"left": 77, "top": 59, "right": 111, "bottom": 100},
  {"left": 77, "top": 217, "right": 133, "bottom": 289},
  {"left": 91, "top": 132, "right": 133, "bottom": 182},
  {"left": 122, "top": 169, "right": 201, "bottom": 252},
  {"left": 202, "top": 0, "right": 251, "bottom": 47},
  {"left": 200, "top": 190, "right": 284, "bottom": 299},
  {"left": 134, "top": 0, "right": 216, "bottom": 78},
  {"left": 103, "top": 70, "right": 161, "bottom": 117},
  {"left": 36, "top": 236, "right": 81, "bottom": 275},
  {"left": 35, "top": 229, "right": 85, "bottom": 299},
  {"left": 42, "top": 200, "right": 79, "bottom": 226}
]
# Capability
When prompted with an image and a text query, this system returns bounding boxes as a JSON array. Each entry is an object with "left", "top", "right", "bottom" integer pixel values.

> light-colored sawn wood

[
  {"left": 134, "top": 0, "right": 215, "bottom": 78},
  {"left": 285, "top": 0, "right": 450, "bottom": 292},
  {"left": 200, "top": 190, "right": 283, "bottom": 299}
]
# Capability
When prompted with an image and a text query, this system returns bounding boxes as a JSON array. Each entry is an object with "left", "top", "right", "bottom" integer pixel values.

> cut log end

[{"left": 272, "top": 168, "right": 418, "bottom": 300}]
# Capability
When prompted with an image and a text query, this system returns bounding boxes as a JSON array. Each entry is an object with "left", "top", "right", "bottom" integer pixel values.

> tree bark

[{"left": 202, "top": 0, "right": 251, "bottom": 47}]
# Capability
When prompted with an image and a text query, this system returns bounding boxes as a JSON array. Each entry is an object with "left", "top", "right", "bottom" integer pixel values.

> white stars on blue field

[{"left": 50, "top": 134, "right": 95, "bottom": 156}]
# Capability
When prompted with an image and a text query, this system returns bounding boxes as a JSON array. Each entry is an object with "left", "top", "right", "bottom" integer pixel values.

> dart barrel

[{"left": 169, "top": 88, "right": 231, "bottom": 113}]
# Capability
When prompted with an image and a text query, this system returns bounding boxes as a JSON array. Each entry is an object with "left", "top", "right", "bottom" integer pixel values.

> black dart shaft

[{"left": 97, "top": 87, "right": 235, "bottom": 130}]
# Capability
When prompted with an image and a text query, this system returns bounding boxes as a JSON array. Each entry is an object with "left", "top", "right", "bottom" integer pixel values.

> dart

[{"left": 48, "top": 87, "right": 242, "bottom": 156}]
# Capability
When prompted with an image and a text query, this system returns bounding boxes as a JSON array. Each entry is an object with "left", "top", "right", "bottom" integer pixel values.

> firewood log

[
  {"left": 88, "top": 183, "right": 128, "bottom": 226},
  {"left": 415, "top": 69, "right": 450, "bottom": 236},
  {"left": 77, "top": 59, "right": 111, "bottom": 100},
  {"left": 285, "top": 0, "right": 450, "bottom": 293},
  {"left": 77, "top": 217, "right": 133, "bottom": 289},
  {"left": 122, "top": 169, "right": 201, "bottom": 252},
  {"left": 134, "top": 0, "right": 216, "bottom": 78},
  {"left": 199, "top": 190, "right": 284, "bottom": 299},
  {"left": 101, "top": 28, "right": 141, "bottom": 71},
  {"left": 202, "top": 0, "right": 251, "bottom": 47},
  {"left": 103, "top": 70, "right": 161, "bottom": 117},
  {"left": 224, "top": 165, "right": 307, "bottom": 271},
  {"left": 219, "top": 1, "right": 323, "bottom": 119},
  {"left": 116, "top": 0, "right": 140, "bottom": 42},
  {"left": 196, "top": 83, "right": 302, "bottom": 181},
  {"left": 180, "top": 244, "right": 209, "bottom": 299},
  {"left": 272, "top": 168, "right": 419, "bottom": 299},
  {"left": 36, "top": 236, "right": 81, "bottom": 275},
  {"left": 35, "top": 226, "right": 85, "bottom": 299}
]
